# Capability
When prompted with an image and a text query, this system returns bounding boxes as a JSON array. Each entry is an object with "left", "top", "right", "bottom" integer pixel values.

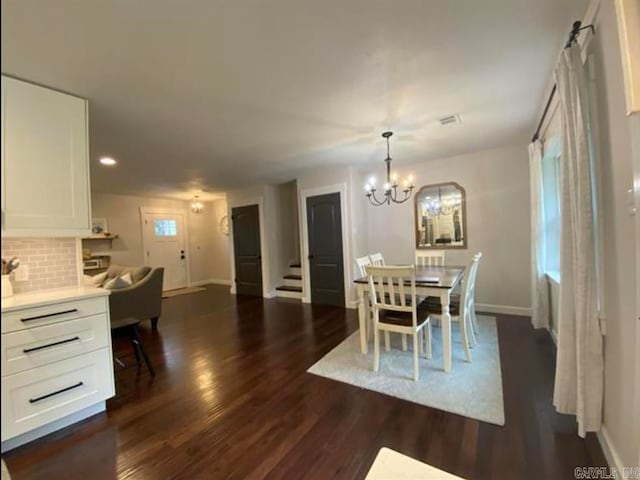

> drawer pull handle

[
  {"left": 23, "top": 336, "right": 81, "bottom": 353},
  {"left": 29, "top": 381, "right": 84, "bottom": 404},
  {"left": 21, "top": 309, "right": 79, "bottom": 322}
]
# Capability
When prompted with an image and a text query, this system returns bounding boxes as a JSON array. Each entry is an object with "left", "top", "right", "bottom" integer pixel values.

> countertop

[{"left": 1, "top": 286, "right": 109, "bottom": 313}]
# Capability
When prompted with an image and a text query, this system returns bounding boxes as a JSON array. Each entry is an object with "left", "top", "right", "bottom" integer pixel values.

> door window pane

[{"left": 154, "top": 219, "right": 177, "bottom": 236}]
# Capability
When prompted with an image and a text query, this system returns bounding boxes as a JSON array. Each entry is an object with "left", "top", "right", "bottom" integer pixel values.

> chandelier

[
  {"left": 191, "top": 195, "right": 204, "bottom": 214},
  {"left": 364, "top": 131, "right": 414, "bottom": 206},
  {"left": 423, "top": 186, "right": 459, "bottom": 216}
]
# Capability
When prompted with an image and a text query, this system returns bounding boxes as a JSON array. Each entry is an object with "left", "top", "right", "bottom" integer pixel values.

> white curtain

[
  {"left": 552, "top": 43, "right": 603, "bottom": 437},
  {"left": 529, "top": 140, "right": 550, "bottom": 330}
]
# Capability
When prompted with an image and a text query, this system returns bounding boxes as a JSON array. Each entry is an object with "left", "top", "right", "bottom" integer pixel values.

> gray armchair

[{"left": 105, "top": 265, "right": 165, "bottom": 329}]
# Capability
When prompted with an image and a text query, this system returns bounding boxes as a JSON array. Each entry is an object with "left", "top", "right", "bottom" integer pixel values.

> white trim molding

[
  {"left": 476, "top": 304, "right": 532, "bottom": 317},
  {"left": 227, "top": 196, "right": 270, "bottom": 298},
  {"left": 190, "top": 278, "right": 232, "bottom": 287},
  {"left": 299, "top": 183, "right": 351, "bottom": 309},
  {"left": 597, "top": 425, "right": 625, "bottom": 472}
]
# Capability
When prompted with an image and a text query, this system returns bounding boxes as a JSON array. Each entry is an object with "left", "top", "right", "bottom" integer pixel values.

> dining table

[{"left": 354, "top": 265, "right": 465, "bottom": 373}]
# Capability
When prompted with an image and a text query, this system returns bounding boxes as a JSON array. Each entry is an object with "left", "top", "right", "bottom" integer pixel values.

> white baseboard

[
  {"left": 190, "top": 278, "right": 231, "bottom": 287},
  {"left": 476, "top": 303, "right": 532, "bottom": 316},
  {"left": 549, "top": 327, "right": 558, "bottom": 346},
  {"left": 346, "top": 300, "right": 357, "bottom": 310},
  {"left": 1, "top": 401, "right": 105, "bottom": 453},
  {"left": 264, "top": 290, "right": 276, "bottom": 299},
  {"left": 597, "top": 425, "right": 625, "bottom": 471}
]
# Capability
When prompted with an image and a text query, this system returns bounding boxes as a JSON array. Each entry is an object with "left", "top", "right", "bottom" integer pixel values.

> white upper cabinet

[{"left": 1, "top": 76, "right": 91, "bottom": 236}]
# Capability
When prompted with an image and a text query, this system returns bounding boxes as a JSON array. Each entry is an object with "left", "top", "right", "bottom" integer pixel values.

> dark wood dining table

[{"left": 354, "top": 265, "right": 465, "bottom": 373}]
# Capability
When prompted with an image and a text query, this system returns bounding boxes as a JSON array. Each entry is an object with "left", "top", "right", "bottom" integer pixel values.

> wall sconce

[{"left": 191, "top": 195, "right": 204, "bottom": 214}]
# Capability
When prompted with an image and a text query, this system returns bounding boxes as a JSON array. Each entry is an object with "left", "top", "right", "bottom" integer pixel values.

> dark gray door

[
  {"left": 306, "top": 193, "right": 345, "bottom": 307},
  {"left": 232, "top": 204, "right": 262, "bottom": 296}
]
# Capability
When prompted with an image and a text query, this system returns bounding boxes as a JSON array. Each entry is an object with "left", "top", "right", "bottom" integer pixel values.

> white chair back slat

[
  {"left": 369, "top": 253, "right": 385, "bottom": 266},
  {"left": 356, "top": 256, "right": 372, "bottom": 278},
  {"left": 366, "top": 265, "right": 416, "bottom": 315},
  {"left": 415, "top": 250, "right": 446, "bottom": 267},
  {"left": 460, "top": 252, "right": 482, "bottom": 316}
]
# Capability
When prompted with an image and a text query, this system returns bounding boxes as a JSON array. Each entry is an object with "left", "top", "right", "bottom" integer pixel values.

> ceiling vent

[{"left": 438, "top": 114, "right": 462, "bottom": 127}]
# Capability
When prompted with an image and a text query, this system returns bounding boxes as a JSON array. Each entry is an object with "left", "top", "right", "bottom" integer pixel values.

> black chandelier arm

[
  {"left": 388, "top": 188, "right": 413, "bottom": 204},
  {"left": 366, "top": 190, "right": 388, "bottom": 206}
]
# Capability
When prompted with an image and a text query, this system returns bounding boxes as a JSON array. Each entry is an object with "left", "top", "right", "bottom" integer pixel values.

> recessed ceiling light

[{"left": 99, "top": 157, "right": 117, "bottom": 166}]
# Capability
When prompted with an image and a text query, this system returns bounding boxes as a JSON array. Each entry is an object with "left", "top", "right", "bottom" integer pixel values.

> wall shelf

[{"left": 82, "top": 234, "right": 119, "bottom": 240}]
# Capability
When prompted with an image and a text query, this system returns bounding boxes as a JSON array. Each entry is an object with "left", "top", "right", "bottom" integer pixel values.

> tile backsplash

[{"left": 1, "top": 238, "right": 79, "bottom": 294}]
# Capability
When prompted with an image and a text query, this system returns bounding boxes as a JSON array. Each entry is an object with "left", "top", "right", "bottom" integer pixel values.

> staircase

[{"left": 275, "top": 263, "right": 303, "bottom": 299}]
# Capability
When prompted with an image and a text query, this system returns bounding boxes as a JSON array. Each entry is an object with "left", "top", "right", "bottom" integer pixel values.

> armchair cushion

[{"left": 107, "top": 264, "right": 151, "bottom": 284}]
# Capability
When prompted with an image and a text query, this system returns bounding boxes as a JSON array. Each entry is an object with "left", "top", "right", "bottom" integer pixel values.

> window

[
  {"left": 154, "top": 219, "right": 177, "bottom": 236},
  {"left": 541, "top": 135, "right": 562, "bottom": 279}
]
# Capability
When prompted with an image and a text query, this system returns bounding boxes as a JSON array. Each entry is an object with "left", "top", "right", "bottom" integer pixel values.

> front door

[
  {"left": 142, "top": 213, "right": 187, "bottom": 291},
  {"left": 232, "top": 204, "right": 263, "bottom": 296},
  {"left": 306, "top": 192, "right": 345, "bottom": 307}
]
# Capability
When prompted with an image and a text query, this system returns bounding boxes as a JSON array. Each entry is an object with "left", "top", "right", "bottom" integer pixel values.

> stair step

[
  {"left": 276, "top": 285, "right": 302, "bottom": 292},
  {"left": 275, "top": 284, "right": 303, "bottom": 300},
  {"left": 283, "top": 274, "right": 302, "bottom": 280},
  {"left": 290, "top": 262, "right": 301, "bottom": 268}
]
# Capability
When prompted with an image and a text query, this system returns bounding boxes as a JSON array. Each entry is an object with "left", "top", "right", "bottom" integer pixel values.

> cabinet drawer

[
  {"left": 1, "top": 314, "right": 110, "bottom": 376},
  {"left": 1, "top": 297, "right": 107, "bottom": 333},
  {"left": 1, "top": 348, "right": 114, "bottom": 441}
]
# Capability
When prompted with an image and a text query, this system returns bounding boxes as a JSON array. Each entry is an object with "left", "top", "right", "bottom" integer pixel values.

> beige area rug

[
  {"left": 162, "top": 286, "right": 206, "bottom": 298},
  {"left": 308, "top": 315, "right": 505, "bottom": 425}
]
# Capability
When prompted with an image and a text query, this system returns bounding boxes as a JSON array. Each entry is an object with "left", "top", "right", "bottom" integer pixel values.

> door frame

[
  {"left": 139, "top": 206, "right": 192, "bottom": 288},
  {"left": 227, "top": 197, "right": 269, "bottom": 298},
  {"left": 299, "top": 183, "right": 351, "bottom": 308}
]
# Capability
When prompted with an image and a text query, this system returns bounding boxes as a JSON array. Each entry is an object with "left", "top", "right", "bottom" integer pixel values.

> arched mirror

[{"left": 415, "top": 182, "right": 467, "bottom": 249}]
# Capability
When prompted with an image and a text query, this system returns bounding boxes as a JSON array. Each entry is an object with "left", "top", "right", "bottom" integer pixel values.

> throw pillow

[
  {"left": 83, "top": 271, "right": 108, "bottom": 287},
  {"left": 103, "top": 273, "right": 133, "bottom": 290}
]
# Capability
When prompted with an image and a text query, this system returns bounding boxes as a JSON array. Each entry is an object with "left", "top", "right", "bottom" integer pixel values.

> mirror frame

[{"left": 414, "top": 181, "right": 468, "bottom": 250}]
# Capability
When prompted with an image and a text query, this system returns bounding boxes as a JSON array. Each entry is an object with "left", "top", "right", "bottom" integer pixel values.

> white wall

[
  {"left": 91, "top": 193, "right": 229, "bottom": 285},
  {"left": 365, "top": 144, "right": 532, "bottom": 312},
  {"left": 590, "top": 0, "right": 639, "bottom": 469},
  {"left": 209, "top": 199, "right": 231, "bottom": 282}
]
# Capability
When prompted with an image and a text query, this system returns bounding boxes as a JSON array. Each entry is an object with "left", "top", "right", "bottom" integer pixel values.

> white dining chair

[
  {"left": 366, "top": 265, "right": 432, "bottom": 381},
  {"left": 422, "top": 252, "right": 482, "bottom": 362},
  {"left": 415, "top": 250, "right": 446, "bottom": 267},
  {"left": 356, "top": 255, "right": 376, "bottom": 340},
  {"left": 369, "top": 252, "right": 385, "bottom": 266},
  {"left": 356, "top": 256, "right": 372, "bottom": 278}
]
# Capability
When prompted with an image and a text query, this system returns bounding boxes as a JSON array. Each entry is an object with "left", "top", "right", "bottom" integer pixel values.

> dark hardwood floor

[{"left": 3, "top": 285, "right": 606, "bottom": 479}]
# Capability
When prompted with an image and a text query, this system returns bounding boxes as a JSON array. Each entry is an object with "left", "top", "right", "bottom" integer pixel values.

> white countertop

[
  {"left": 1, "top": 286, "right": 109, "bottom": 313},
  {"left": 365, "top": 448, "right": 466, "bottom": 480}
]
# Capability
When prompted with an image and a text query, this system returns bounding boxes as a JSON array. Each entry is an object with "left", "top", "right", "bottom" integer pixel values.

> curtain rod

[{"left": 531, "top": 20, "right": 595, "bottom": 143}]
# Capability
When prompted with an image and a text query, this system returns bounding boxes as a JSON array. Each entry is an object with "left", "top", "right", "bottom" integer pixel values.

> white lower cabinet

[
  {"left": 1, "top": 348, "right": 114, "bottom": 441},
  {"left": 0, "top": 289, "right": 115, "bottom": 446}
]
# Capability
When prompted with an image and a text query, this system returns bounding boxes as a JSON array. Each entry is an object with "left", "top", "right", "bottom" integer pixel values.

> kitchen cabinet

[
  {"left": 1, "top": 75, "right": 91, "bottom": 236},
  {"left": 1, "top": 287, "right": 114, "bottom": 451}
]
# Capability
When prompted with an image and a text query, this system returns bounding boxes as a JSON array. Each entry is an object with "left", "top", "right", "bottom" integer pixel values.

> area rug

[
  {"left": 307, "top": 315, "right": 505, "bottom": 425},
  {"left": 162, "top": 286, "right": 206, "bottom": 298}
]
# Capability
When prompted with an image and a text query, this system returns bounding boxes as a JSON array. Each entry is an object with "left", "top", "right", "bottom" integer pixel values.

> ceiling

[{"left": 1, "top": 0, "right": 587, "bottom": 200}]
